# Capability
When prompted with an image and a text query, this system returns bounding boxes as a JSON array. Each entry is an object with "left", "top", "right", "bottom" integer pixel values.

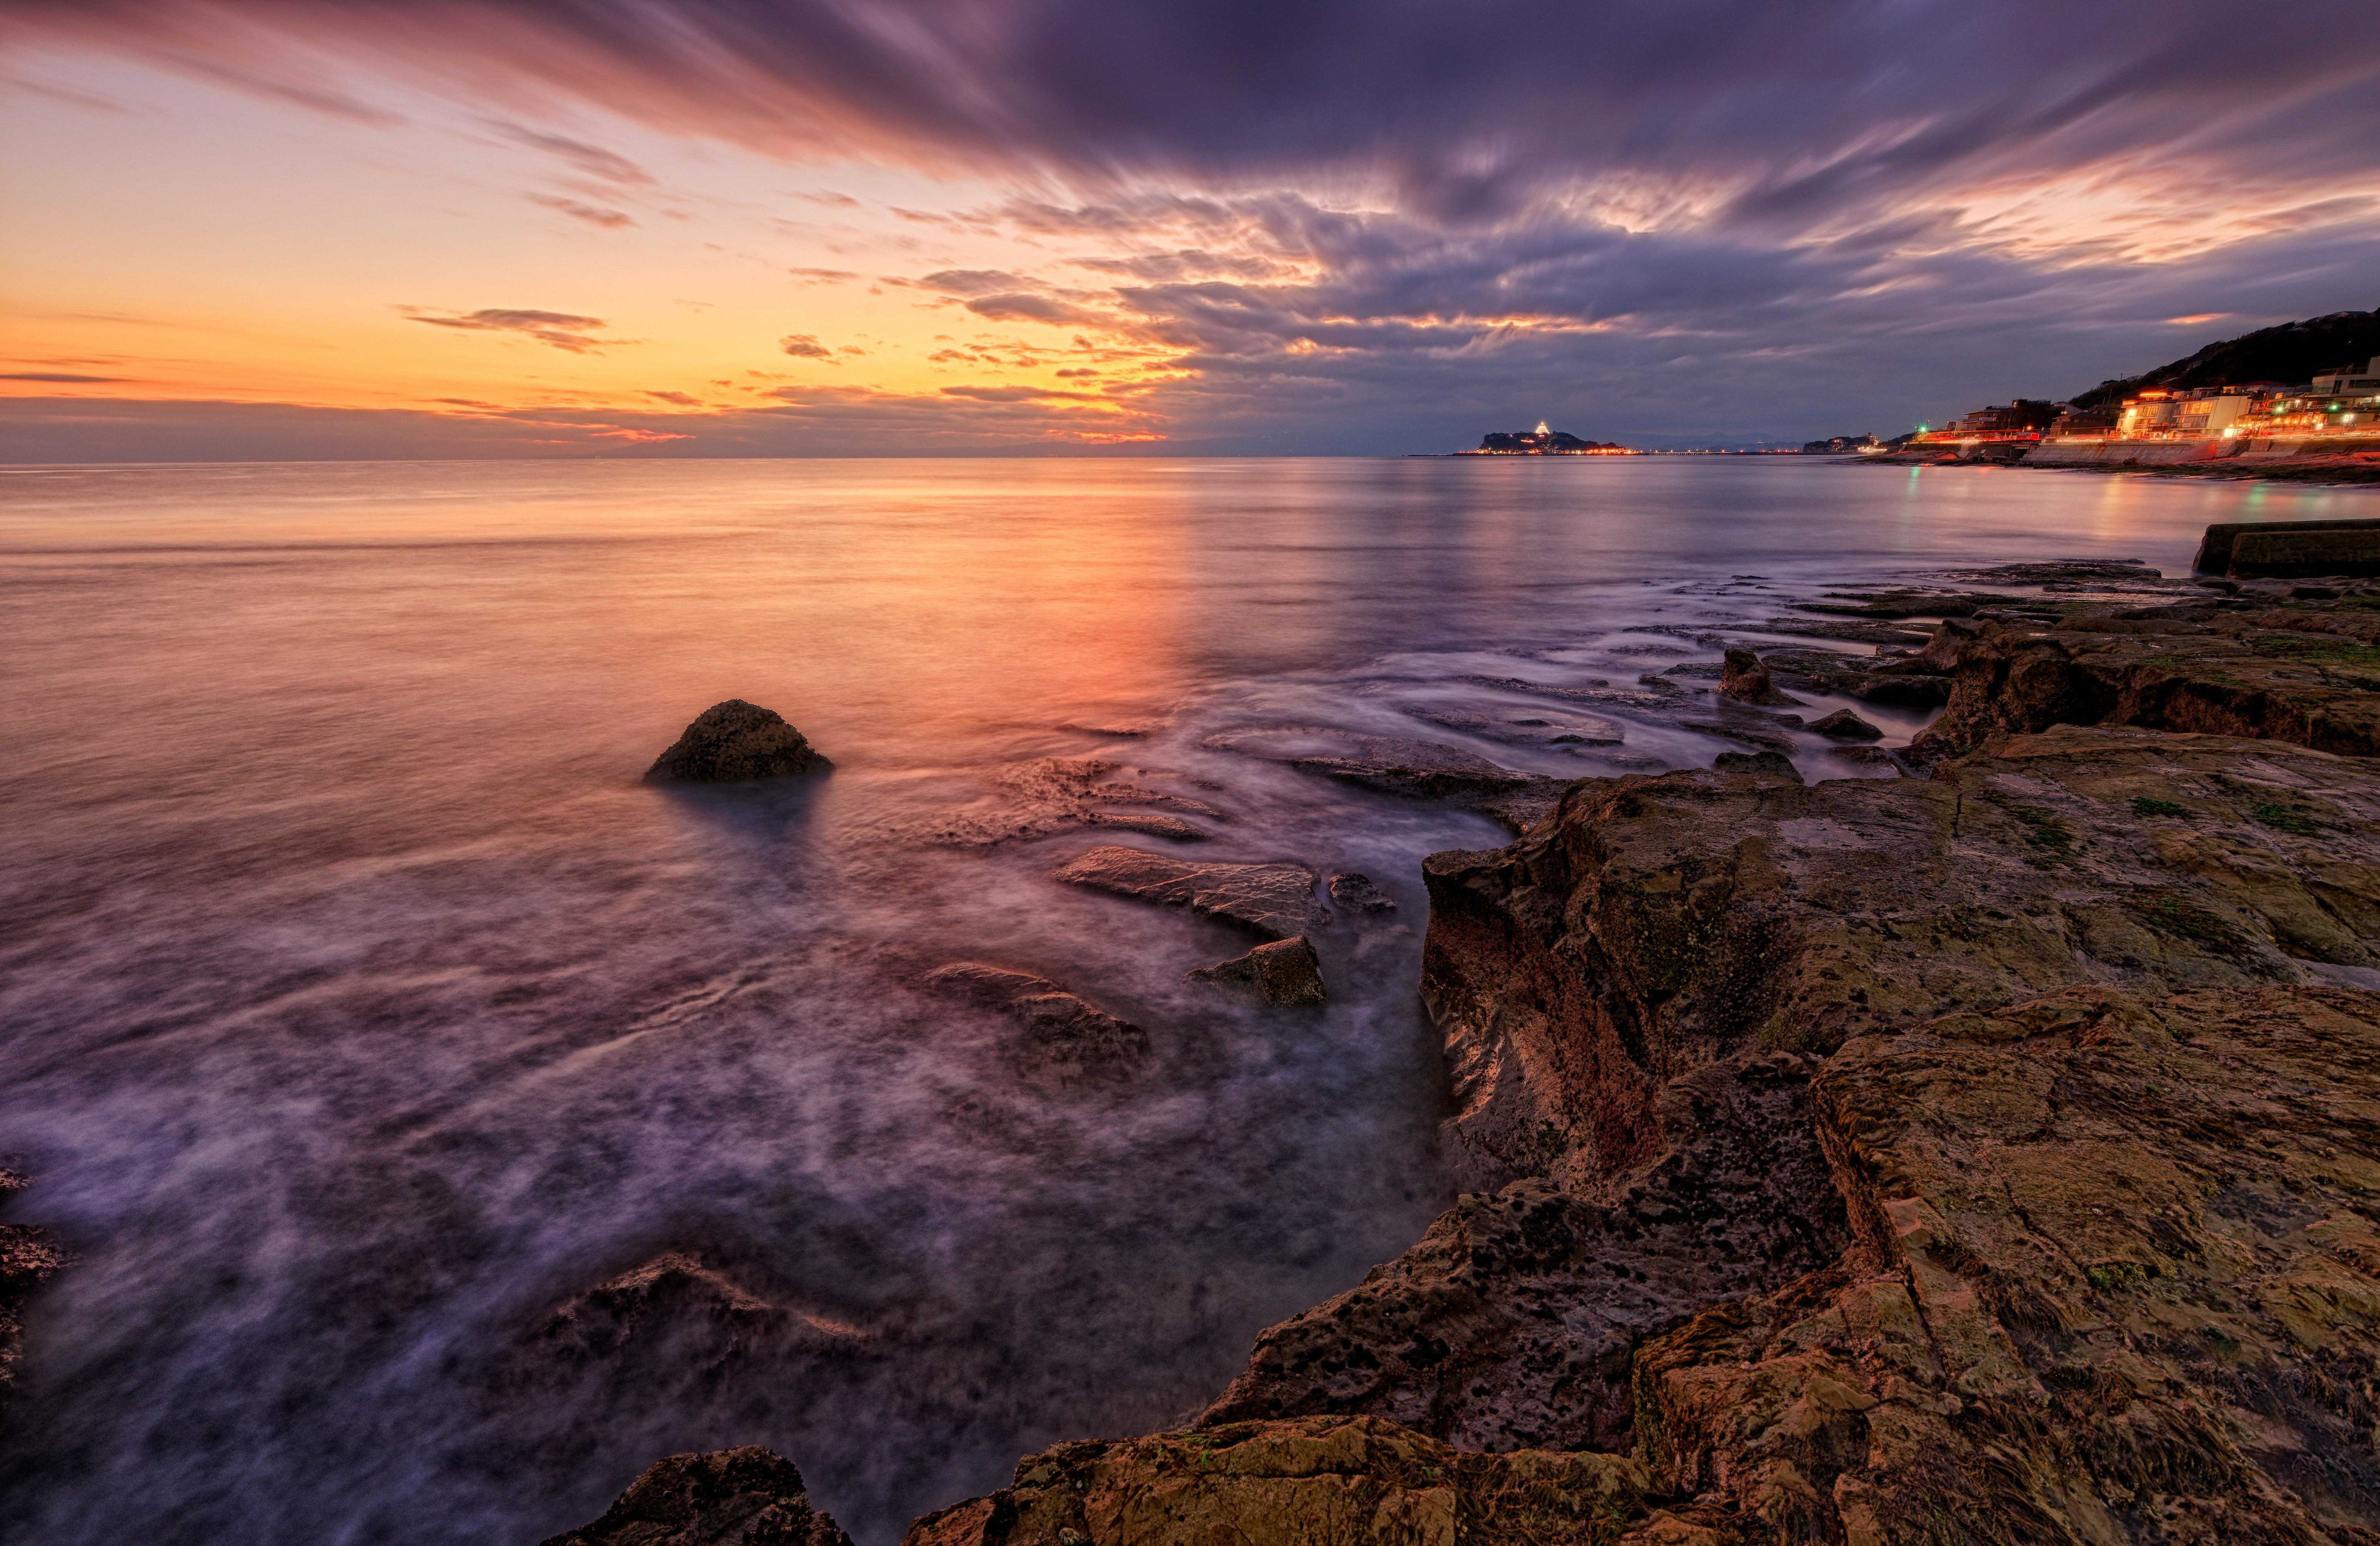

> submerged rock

[
  {"left": 1052, "top": 845, "right": 1328, "bottom": 939},
  {"left": 645, "top": 701, "right": 828, "bottom": 784},
  {"left": 1806, "top": 708, "right": 1882, "bottom": 740},
  {"left": 1188, "top": 936, "right": 1328, "bottom": 1007},
  {"left": 540, "top": 1446, "right": 852, "bottom": 1546},
  {"left": 1327, "top": 871, "right": 1396, "bottom": 912},
  {"left": 926, "top": 963, "right": 1151, "bottom": 1083},
  {"left": 1207, "top": 728, "right": 1549, "bottom": 800},
  {"left": 898, "top": 756, "right": 1218, "bottom": 847}
]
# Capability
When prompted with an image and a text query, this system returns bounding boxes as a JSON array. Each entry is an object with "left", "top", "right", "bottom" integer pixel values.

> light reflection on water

[{"left": 0, "top": 457, "right": 2360, "bottom": 1545}]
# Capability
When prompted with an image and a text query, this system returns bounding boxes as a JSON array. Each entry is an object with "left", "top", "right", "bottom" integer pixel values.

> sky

[{"left": 3, "top": 0, "right": 2377, "bottom": 460}]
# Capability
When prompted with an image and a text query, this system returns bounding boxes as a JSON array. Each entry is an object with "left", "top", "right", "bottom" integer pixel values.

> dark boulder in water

[
  {"left": 1718, "top": 648, "right": 1804, "bottom": 707},
  {"left": 1327, "top": 872, "right": 1397, "bottom": 913},
  {"left": 538, "top": 1445, "right": 852, "bottom": 1546},
  {"left": 1189, "top": 936, "right": 1329, "bottom": 1006},
  {"left": 1807, "top": 708, "right": 1884, "bottom": 741},
  {"left": 645, "top": 700, "right": 828, "bottom": 784}
]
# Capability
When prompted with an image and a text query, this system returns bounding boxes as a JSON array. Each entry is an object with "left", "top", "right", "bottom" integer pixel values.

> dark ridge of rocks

[
  {"left": 1718, "top": 647, "right": 1803, "bottom": 707},
  {"left": 1806, "top": 708, "right": 1882, "bottom": 740},
  {"left": 1187, "top": 936, "right": 1328, "bottom": 1007},
  {"left": 539, "top": 1446, "right": 853, "bottom": 1546},
  {"left": 0, "top": 1168, "right": 66, "bottom": 1417},
  {"left": 1465, "top": 674, "right": 1682, "bottom": 711},
  {"left": 925, "top": 963, "right": 1152, "bottom": 1083},
  {"left": 1206, "top": 728, "right": 1548, "bottom": 800},
  {"left": 1710, "top": 750, "right": 1801, "bottom": 780},
  {"left": 1403, "top": 705, "right": 1625, "bottom": 749},
  {"left": 1793, "top": 590, "right": 2007, "bottom": 621},
  {"left": 646, "top": 701, "right": 829, "bottom": 784},
  {"left": 1931, "top": 558, "right": 2172, "bottom": 588},
  {"left": 1751, "top": 617, "right": 1935, "bottom": 648},
  {"left": 1051, "top": 846, "right": 1328, "bottom": 940},
  {"left": 1327, "top": 872, "right": 1396, "bottom": 912},
  {"left": 1911, "top": 591, "right": 2380, "bottom": 760}
]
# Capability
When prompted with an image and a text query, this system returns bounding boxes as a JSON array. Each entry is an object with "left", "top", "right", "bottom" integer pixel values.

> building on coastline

[
  {"left": 1461, "top": 421, "right": 1635, "bottom": 454},
  {"left": 1801, "top": 434, "right": 1878, "bottom": 454},
  {"left": 2024, "top": 359, "right": 2380, "bottom": 466}
]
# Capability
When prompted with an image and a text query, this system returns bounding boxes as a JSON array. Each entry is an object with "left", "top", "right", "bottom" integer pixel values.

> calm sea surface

[{"left": 1, "top": 457, "right": 2367, "bottom": 1544}]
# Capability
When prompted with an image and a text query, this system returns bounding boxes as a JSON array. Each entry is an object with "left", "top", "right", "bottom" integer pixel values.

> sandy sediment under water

[{"left": 0, "top": 456, "right": 2352, "bottom": 1544}]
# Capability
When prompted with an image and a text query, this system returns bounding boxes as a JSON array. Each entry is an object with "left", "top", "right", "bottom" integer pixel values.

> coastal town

[
  {"left": 1839, "top": 356, "right": 2380, "bottom": 466},
  {"left": 1453, "top": 311, "right": 2380, "bottom": 480},
  {"left": 1831, "top": 308, "right": 2380, "bottom": 479}
]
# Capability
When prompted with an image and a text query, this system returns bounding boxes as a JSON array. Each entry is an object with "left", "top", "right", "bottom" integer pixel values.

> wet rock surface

[
  {"left": 1207, "top": 728, "right": 1558, "bottom": 801},
  {"left": 1914, "top": 585, "right": 2380, "bottom": 760},
  {"left": 1328, "top": 872, "right": 1397, "bottom": 913},
  {"left": 1053, "top": 845, "right": 1329, "bottom": 940},
  {"left": 1188, "top": 937, "right": 1329, "bottom": 1007},
  {"left": 540, "top": 1445, "right": 854, "bottom": 1546},
  {"left": 926, "top": 964, "right": 1153, "bottom": 1084},
  {"left": 900, "top": 1415, "right": 1647, "bottom": 1546},
  {"left": 646, "top": 701, "right": 829, "bottom": 784},
  {"left": 566, "top": 547, "right": 2380, "bottom": 1545},
  {"left": 1637, "top": 983, "right": 2380, "bottom": 1545},
  {"left": 1806, "top": 709, "right": 1881, "bottom": 740},
  {"left": 901, "top": 757, "right": 1220, "bottom": 847},
  {"left": 1719, "top": 647, "right": 1802, "bottom": 708}
]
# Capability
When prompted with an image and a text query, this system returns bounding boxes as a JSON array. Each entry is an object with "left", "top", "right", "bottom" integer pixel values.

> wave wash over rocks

[
  {"left": 11, "top": 462, "right": 2380, "bottom": 1546},
  {"left": 558, "top": 558, "right": 2380, "bottom": 1546}
]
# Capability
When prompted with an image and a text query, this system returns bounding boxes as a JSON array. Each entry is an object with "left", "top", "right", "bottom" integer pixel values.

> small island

[{"left": 1460, "top": 420, "right": 1634, "bottom": 455}]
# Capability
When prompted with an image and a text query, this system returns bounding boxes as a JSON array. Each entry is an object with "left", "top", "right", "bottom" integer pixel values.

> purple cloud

[{"left": 402, "top": 307, "right": 621, "bottom": 353}]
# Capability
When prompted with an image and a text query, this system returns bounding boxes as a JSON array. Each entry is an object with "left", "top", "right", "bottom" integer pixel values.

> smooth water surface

[{"left": 1, "top": 457, "right": 2365, "bottom": 1544}]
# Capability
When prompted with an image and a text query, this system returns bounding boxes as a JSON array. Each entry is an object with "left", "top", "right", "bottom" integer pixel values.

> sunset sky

[{"left": 4, "top": 0, "right": 2377, "bottom": 459}]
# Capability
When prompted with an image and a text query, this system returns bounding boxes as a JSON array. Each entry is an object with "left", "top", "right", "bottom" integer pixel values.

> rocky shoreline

[{"left": 542, "top": 544, "right": 2380, "bottom": 1545}]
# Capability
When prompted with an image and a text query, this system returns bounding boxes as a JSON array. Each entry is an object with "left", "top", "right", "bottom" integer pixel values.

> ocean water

[{"left": 0, "top": 456, "right": 2365, "bottom": 1545}]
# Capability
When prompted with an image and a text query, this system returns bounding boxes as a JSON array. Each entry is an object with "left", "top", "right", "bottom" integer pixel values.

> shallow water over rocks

[{"left": 0, "top": 456, "right": 2358, "bottom": 1544}]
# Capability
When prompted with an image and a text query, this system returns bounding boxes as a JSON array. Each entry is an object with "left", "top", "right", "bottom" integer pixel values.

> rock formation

[
  {"left": 926, "top": 963, "right": 1152, "bottom": 1083},
  {"left": 1911, "top": 585, "right": 2380, "bottom": 760},
  {"left": 646, "top": 701, "right": 829, "bottom": 784},
  {"left": 586, "top": 551, "right": 2380, "bottom": 1546},
  {"left": 902, "top": 1415, "right": 1649, "bottom": 1546},
  {"left": 1053, "top": 846, "right": 1329, "bottom": 940},
  {"left": 1328, "top": 872, "right": 1397, "bottom": 913},
  {"left": 1718, "top": 647, "right": 1804, "bottom": 708},
  {"left": 1805, "top": 709, "right": 1881, "bottom": 741},
  {"left": 1188, "top": 937, "right": 1329, "bottom": 1007},
  {"left": 539, "top": 1446, "right": 853, "bottom": 1546}
]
